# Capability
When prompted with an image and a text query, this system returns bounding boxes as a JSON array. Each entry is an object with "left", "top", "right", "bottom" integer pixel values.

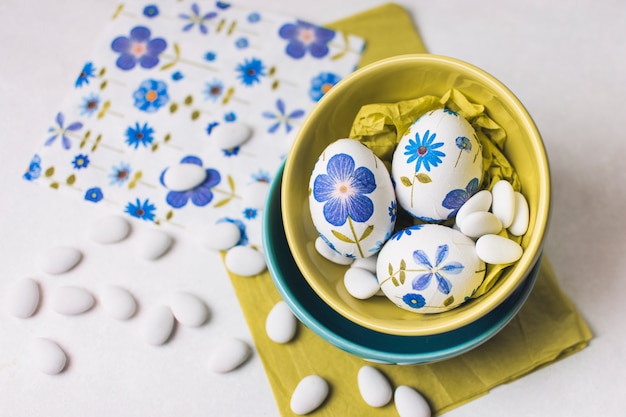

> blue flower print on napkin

[
  {"left": 278, "top": 20, "right": 335, "bottom": 59},
  {"left": 442, "top": 177, "right": 480, "bottom": 219},
  {"left": 125, "top": 122, "right": 155, "bottom": 149},
  {"left": 75, "top": 62, "right": 96, "bottom": 88},
  {"left": 236, "top": 57, "right": 266, "bottom": 86},
  {"left": 125, "top": 198, "right": 157, "bottom": 221},
  {"left": 143, "top": 5, "right": 159, "bottom": 18},
  {"left": 23, "top": 154, "right": 42, "bottom": 181},
  {"left": 109, "top": 162, "right": 132, "bottom": 186},
  {"left": 412, "top": 244, "right": 464, "bottom": 296},
  {"left": 404, "top": 129, "right": 445, "bottom": 172},
  {"left": 312, "top": 153, "right": 376, "bottom": 227},
  {"left": 133, "top": 79, "right": 169, "bottom": 113},
  {"left": 71, "top": 154, "right": 90, "bottom": 170},
  {"left": 85, "top": 187, "right": 104, "bottom": 203},
  {"left": 44, "top": 112, "right": 83, "bottom": 150},
  {"left": 160, "top": 156, "right": 221, "bottom": 208},
  {"left": 111, "top": 26, "right": 167, "bottom": 71},
  {"left": 79, "top": 94, "right": 101, "bottom": 117},
  {"left": 179, "top": 3, "right": 217, "bottom": 34},
  {"left": 309, "top": 72, "right": 341, "bottom": 101},
  {"left": 262, "top": 99, "right": 304, "bottom": 133}
]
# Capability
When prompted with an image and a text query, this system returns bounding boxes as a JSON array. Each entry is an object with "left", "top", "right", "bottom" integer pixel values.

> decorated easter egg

[
  {"left": 309, "top": 139, "right": 396, "bottom": 259},
  {"left": 376, "top": 224, "right": 485, "bottom": 313},
  {"left": 391, "top": 108, "right": 483, "bottom": 221}
]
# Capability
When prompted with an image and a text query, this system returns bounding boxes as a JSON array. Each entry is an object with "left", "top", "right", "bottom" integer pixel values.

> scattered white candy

[
  {"left": 207, "top": 338, "right": 251, "bottom": 373},
  {"left": 358, "top": 366, "right": 392, "bottom": 407},
  {"left": 266, "top": 301, "right": 298, "bottom": 344},
  {"left": 394, "top": 386, "right": 431, "bottom": 417},
  {"left": 458, "top": 211, "right": 502, "bottom": 239},
  {"left": 212, "top": 122, "right": 253, "bottom": 150},
  {"left": 162, "top": 163, "right": 207, "bottom": 192},
  {"left": 455, "top": 189, "right": 492, "bottom": 226},
  {"left": 50, "top": 286, "right": 94, "bottom": 315},
  {"left": 314, "top": 236, "right": 354, "bottom": 266},
  {"left": 344, "top": 267, "right": 380, "bottom": 300},
  {"left": 137, "top": 228, "right": 173, "bottom": 260},
  {"left": 170, "top": 292, "right": 208, "bottom": 327},
  {"left": 290, "top": 375, "right": 330, "bottom": 415},
  {"left": 89, "top": 215, "right": 130, "bottom": 244},
  {"left": 476, "top": 234, "right": 523, "bottom": 264},
  {"left": 39, "top": 246, "right": 82, "bottom": 275},
  {"left": 242, "top": 181, "right": 270, "bottom": 210},
  {"left": 202, "top": 221, "right": 241, "bottom": 251},
  {"left": 143, "top": 305, "right": 175, "bottom": 345},
  {"left": 100, "top": 285, "right": 137, "bottom": 320},
  {"left": 224, "top": 245, "right": 266, "bottom": 276},
  {"left": 351, "top": 255, "right": 378, "bottom": 273},
  {"left": 29, "top": 338, "right": 67, "bottom": 375},
  {"left": 491, "top": 180, "right": 516, "bottom": 228},
  {"left": 508, "top": 191, "right": 529, "bottom": 236},
  {"left": 6, "top": 277, "right": 40, "bottom": 318}
]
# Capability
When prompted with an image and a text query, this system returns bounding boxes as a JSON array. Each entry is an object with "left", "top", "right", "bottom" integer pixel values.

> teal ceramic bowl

[{"left": 263, "top": 163, "right": 540, "bottom": 364}]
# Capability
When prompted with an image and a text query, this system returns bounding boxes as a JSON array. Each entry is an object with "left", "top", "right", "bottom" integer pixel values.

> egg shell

[
  {"left": 455, "top": 189, "right": 492, "bottom": 226},
  {"left": 50, "top": 286, "right": 95, "bottom": 315},
  {"left": 376, "top": 224, "right": 485, "bottom": 314},
  {"left": 89, "top": 215, "right": 131, "bottom": 244},
  {"left": 265, "top": 300, "right": 298, "bottom": 344},
  {"left": 212, "top": 122, "right": 253, "bottom": 150},
  {"left": 314, "top": 236, "right": 354, "bottom": 266},
  {"left": 225, "top": 245, "right": 267, "bottom": 276},
  {"left": 162, "top": 163, "right": 207, "bottom": 192},
  {"left": 169, "top": 291, "right": 208, "bottom": 327},
  {"left": 207, "top": 338, "right": 251, "bottom": 373},
  {"left": 100, "top": 285, "right": 137, "bottom": 320},
  {"left": 309, "top": 138, "right": 396, "bottom": 259},
  {"left": 39, "top": 246, "right": 82, "bottom": 275},
  {"left": 351, "top": 254, "right": 378, "bottom": 273},
  {"left": 143, "top": 305, "right": 175, "bottom": 345},
  {"left": 458, "top": 211, "right": 502, "bottom": 239},
  {"left": 201, "top": 221, "right": 241, "bottom": 251},
  {"left": 491, "top": 180, "right": 516, "bottom": 228},
  {"left": 475, "top": 234, "right": 523, "bottom": 264},
  {"left": 344, "top": 267, "right": 381, "bottom": 300},
  {"left": 392, "top": 109, "right": 483, "bottom": 221},
  {"left": 508, "top": 191, "right": 529, "bottom": 236},
  {"left": 137, "top": 228, "right": 173, "bottom": 260}
]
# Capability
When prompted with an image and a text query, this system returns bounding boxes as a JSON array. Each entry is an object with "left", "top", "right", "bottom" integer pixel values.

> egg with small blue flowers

[
  {"left": 309, "top": 138, "right": 396, "bottom": 259},
  {"left": 391, "top": 108, "right": 483, "bottom": 222}
]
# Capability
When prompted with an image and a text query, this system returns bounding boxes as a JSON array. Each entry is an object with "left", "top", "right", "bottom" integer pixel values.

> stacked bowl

[{"left": 263, "top": 54, "right": 550, "bottom": 364}]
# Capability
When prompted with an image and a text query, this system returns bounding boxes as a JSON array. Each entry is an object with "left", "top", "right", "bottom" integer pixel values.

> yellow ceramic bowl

[{"left": 282, "top": 54, "right": 550, "bottom": 336}]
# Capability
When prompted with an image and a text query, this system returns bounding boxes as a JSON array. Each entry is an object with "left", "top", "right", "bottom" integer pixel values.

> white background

[{"left": 1, "top": 1, "right": 625, "bottom": 416}]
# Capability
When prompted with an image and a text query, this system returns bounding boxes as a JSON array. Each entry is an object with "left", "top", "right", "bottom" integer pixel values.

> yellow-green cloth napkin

[{"left": 224, "top": 3, "right": 592, "bottom": 416}]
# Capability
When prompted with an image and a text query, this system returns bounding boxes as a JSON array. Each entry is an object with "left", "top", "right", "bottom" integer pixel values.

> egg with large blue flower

[
  {"left": 309, "top": 139, "right": 396, "bottom": 259},
  {"left": 376, "top": 224, "right": 486, "bottom": 313},
  {"left": 392, "top": 108, "right": 483, "bottom": 221}
]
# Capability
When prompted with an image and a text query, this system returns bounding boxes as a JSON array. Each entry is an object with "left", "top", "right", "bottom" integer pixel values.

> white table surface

[{"left": 1, "top": 1, "right": 625, "bottom": 416}]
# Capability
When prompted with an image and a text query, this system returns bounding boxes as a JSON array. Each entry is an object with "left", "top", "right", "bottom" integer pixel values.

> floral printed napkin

[{"left": 23, "top": 0, "right": 364, "bottom": 248}]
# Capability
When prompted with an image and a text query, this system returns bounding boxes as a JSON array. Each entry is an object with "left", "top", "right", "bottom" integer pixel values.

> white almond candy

[
  {"left": 358, "top": 366, "right": 392, "bottom": 407},
  {"left": 458, "top": 211, "right": 502, "bottom": 239},
  {"left": 242, "top": 181, "right": 270, "bottom": 209},
  {"left": 224, "top": 245, "right": 266, "bottom": 276},
  {"left": 508, "top": 192, "right": 529, "bottom": 236},
  {"left": 207, "top": 338, "right": 251, "bottom": 373},
  {"left": 137, "top": 229, "right": 173, "bottom": 260},
  {"left": 344, "top": 267, "right": 380, "bottom": 300},
  {"left": 89, "top": 215, "right": 130, "bottom": 244},
  {"left": 143, "top": 305, "right": 175, "bottom": 345},
  {"left": 314, "top": 236, "right": 354, "bottom": 266},
  {"left": 290, "top": 375, "right": 329, "bottom": 415},
  {"left": 170, "top": 292, "right": 208, "bottom": 327},
  {"left": 30, "top": 338, "right": 67, "bottom": 375},
  {"left": 162, "top": 163, "right": 207, "bottom": 191},
  {"left": 351, "top": 255, "right": 378, "bottom": 273},
  {"left": 476, "top": 234, "right": 523, "bottom": 264},
  {"left": 39, "top": 246, "right": 82, "bottom": 275},
  {"left": 100, "top": 286, "right": 137, "bottom": 320},
  {"left": 6, "top": 277, "right": 40, "bottom": 318},
  {"left": 51, "top": 286, "right": 94, "bottom": 315},
  {"left": 394, "top": 386, "right": 431, "bottom": 417},
  {"left": 491, "top": 180, "right": 516, "bottom": 228},
  {"left": 212, "top": 122, "right": 253, "bottom": 150},
  {"left": 266, "top": 301, "right": 298, "bottom": 344},
  {"left": 202, "top": 221, "right": 241, "bottom": 251},
  {"left": 455, "top": 189, "right": 492, "bottom": 226}
]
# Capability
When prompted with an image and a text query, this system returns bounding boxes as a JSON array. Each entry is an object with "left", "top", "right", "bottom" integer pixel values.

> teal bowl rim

[{"left": 263, "top": 162, "right": 540, "bottom": 364}]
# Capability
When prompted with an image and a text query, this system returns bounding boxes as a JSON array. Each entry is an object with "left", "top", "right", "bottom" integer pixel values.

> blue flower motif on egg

[
  {"left": 313, "top": 153, "right": 375, "bottom": 227},
  {"left": 403, "top": 129, "right": 445, "bottom": 172},
  {"left": 160, "top": 156, "right": 221, "bottom": 209},
  {"left": 412, "top": 244, "right": 464, "bottom": 295},
  {"left": 441, "top": 177, "right": 480, "bottom": 219}
]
